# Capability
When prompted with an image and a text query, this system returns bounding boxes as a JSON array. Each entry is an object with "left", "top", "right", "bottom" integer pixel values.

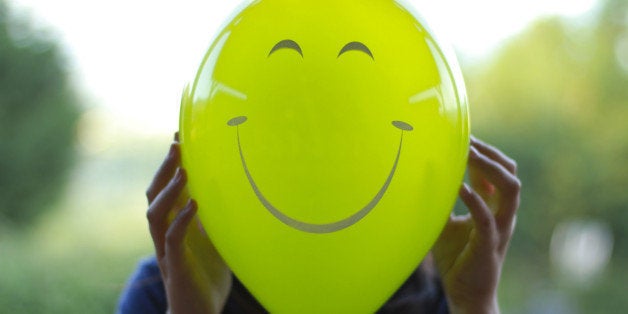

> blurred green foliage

[
  {"left": 466, "top": 0, "right": 628, "bottom": 311},
  {"left": 0, "top": 134, "right": 165, "bottom": 313},
  {"left": 0, "top": 0, "right": 80, "bottom": 225},
  {"left": 469, "top": 0, "right": 627, "bottom": 257}
]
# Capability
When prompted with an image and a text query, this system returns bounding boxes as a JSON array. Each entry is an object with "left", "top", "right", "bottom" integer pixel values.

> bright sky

[{"left": 9, "top": 0, "right": 598, "bottom": 139}]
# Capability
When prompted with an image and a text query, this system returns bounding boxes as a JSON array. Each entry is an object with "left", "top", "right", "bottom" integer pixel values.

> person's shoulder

[
  {"left": 116, "top": 256, "right": 167, "bottom": 314},
  {"left": 135, "top": 256, "right": 162, "bottom": 278}
]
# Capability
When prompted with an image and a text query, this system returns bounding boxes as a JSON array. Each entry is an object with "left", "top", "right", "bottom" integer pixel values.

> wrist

[{"left": 447, "top": 297, "right": 500, "bottom": 314}]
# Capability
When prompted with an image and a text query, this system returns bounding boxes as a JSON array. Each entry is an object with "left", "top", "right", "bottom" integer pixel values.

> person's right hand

[{"left": 145, "top": 133, "right": 232, "bottom": 314}]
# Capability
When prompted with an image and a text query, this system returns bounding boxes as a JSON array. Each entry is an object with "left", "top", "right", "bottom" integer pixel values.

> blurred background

[{"left": 0, "top": 0, "right": 625, "bottom": 312}]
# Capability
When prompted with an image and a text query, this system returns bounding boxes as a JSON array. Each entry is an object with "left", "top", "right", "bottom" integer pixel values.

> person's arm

[
  {"left": 145, "top": 132, "right": 232, "bottom": 314},
  {"left": 432, "top": 136, "right": 521, "bottom": 314}
]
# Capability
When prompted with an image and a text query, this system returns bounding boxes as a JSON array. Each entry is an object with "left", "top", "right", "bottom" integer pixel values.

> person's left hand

[
  {"left": 431, "top": 136, "right": 521, "bottom": 314},
  {"left": 146, "top": 133, "right": 232, "bottom": 314}
]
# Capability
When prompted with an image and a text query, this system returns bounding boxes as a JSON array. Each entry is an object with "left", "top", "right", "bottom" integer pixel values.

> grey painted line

[{"left": 235, "top": 124, "right": 405, "bottom": 233}]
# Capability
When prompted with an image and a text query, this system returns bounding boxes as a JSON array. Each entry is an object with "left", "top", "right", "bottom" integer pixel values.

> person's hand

[
  {"left": 432, "top": 136, "right": 521, "bottom": 314},
  {"left": 145, "top": 133, "right": 232, "bottom": 314}
]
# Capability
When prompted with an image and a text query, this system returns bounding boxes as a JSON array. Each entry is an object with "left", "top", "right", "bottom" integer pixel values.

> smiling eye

[
  {"left": 268, "top": 39, "right": 303, "bottom": 57},
  {"left": 338, "top": 41, "right": 374, "bottom": 60}
]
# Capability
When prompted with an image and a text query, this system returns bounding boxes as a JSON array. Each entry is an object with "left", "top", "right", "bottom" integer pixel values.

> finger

[
  {"left": 468, "top": 165, "right": 496, "bottom": 199},
  {"left": 459, "top": 183, "right": 496, "bottom": 237},
  {"left": 468, "top": 146, "right": 521, "bottom": 228},
  {"left": 496, "top": 191, "right": 520, "bottom": 234},
  {"left": 146, "top": 143, "right": 181, "bottom": 203},
  {"left": 165, "top": 199, "right": 198, "bottom": 262},
  {"left": 470, "top": 136, "right": 517, "bottom": 175},
  {"left": 147, "top": 168, "right": 187, "bottom": 258},
  {"left": 174, "top": 131, "right": 179, "bottom": 142},
  {"left": 500, "top": 215, "right": 517, "bottom": 250}
]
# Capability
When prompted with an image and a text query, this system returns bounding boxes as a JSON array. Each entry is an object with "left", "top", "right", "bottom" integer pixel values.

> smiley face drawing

[
  {"left": 228, "top": 113, "right": 413, "bottom": 234},
  {"left": 180, "top": 0, "right": 469, "bottom": 312}
]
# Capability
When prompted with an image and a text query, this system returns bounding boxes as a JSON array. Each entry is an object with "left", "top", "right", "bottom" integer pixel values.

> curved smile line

[{"left": 229, "top": 116, "right": 412, "bottom": 233}]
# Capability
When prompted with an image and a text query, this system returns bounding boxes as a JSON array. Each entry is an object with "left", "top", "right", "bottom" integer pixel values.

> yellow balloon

[{"left": 180, "top": 0, "right": 469, "bottom": 312}]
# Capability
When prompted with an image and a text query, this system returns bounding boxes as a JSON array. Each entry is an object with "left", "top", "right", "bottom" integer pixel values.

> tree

[
  {"left": 464, "top": 0, "right": 628, "bottom": 312},
  {"left": 0, "top": 0, "right": 80, "bottom": 226}
]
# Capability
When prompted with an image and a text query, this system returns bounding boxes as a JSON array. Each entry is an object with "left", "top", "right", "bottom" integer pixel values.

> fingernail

[
  {"left": 460, "top": 183, "right": 471, "bottom": 195},
  {"left": 168, "top": 143, "right": 176, "bottom": 157},
  {"left": 184, "top": 199, "right": 197, "bottom": 214},
  {"left": 469, "top": 146, "right": 479, "bottom": 158},
  {"left": 174, "top": 132, "right": 180, "bottom": 142},
  {"left": 174, "top": 168, "right": 186, "bottom": 183}
]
